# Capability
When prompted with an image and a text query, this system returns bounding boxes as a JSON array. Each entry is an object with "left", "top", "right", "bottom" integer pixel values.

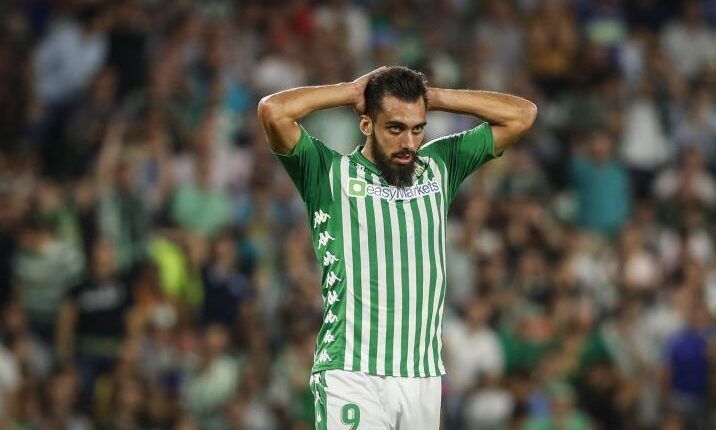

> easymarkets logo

[
  {"left": 348, "top": 178, "right": 441, "bottom": 201},
  {"left": 348, "top": 178, "right": 367, "bottom": 197}
]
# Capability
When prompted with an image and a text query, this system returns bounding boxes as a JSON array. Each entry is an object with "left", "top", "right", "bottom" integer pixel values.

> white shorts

[{"left": 309, "top": 370, "right": 442, "bottom": 430}]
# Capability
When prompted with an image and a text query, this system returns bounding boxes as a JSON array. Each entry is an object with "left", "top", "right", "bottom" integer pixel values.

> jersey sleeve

[
  {"left": 272, "top": 125, "right": 335, "bottom": 204},
  {"left": 420, "top": 122, "right": 500, "bottom": 202}
]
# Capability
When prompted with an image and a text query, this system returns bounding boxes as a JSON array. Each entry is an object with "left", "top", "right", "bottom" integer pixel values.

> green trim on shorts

[{"left": 310, "top": 372, "right": 328, "bottom": 430}]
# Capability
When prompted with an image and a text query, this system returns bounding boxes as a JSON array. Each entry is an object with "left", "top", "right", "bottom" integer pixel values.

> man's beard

[{"left": 372, "top": 135, "right": 416, "bottom": 188}]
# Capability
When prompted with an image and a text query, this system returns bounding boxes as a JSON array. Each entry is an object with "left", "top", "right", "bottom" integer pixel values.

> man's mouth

[{"left": 392, "top": 152, "right": 414, "bottom": 165}]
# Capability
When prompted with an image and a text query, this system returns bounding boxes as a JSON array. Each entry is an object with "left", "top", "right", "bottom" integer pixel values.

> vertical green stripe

[
  {"left": 331, "top": 158, "right": 346, "bottom": 371},
  {"left": 410, "top": 197, "right": 424, "bottom": 375},
  {"left": 349, "top": 164, "right": 362, "bottom": 371},
  {"left": 387, "top": 200, "right": 403, "bottom": 376},
  {"left": 397, "top": 201, "right": 410, "bottom": 376},
  {"left": 422, "top": 194, "right": 437, "bottom": 376},
  {"left": 428, "top": 163, "right": 444, "bottom": 376},
  {"left": 428, "top": 163, "right": 444, "bottom": 375},
  {"left": 364, "top": 184, "right": 379, "bottom": 374},
  {"left": 381, "top": 198, "right": 395, "bottom": 374},
  {"left": 355, "top": 170, "right": 370, "bottom": 372},
  {"left": 340, "top": 158, "right": 355, "bottom": 371}
]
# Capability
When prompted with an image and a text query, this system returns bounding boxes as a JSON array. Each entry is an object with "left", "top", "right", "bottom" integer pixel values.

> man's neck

[{"left": 361, "top": 141, "right": 376, "bottom": 164}]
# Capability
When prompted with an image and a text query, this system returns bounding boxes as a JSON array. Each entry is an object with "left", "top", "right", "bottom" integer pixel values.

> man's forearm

[
  {"left": 258, "top": 67, "right": 386, "bottom": 154},
  {"left": 259, "top": 83, "right": 360, "bottom": 122},
  {"left": 428, "top": 88, "right": 535, "bottom": 126},
  {"left": 258, "top": 82, "right": 360, "bottom": 154},
  {"left": 428, "top": 88, "right": 537, "bottom": 151}
]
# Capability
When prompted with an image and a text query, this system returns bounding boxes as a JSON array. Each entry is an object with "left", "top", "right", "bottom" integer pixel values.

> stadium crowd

[{"left": 0, "top": 0, "right": 715, "bottom": 429}]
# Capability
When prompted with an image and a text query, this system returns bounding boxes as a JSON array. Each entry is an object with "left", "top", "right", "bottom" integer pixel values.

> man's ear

[{"left": 359, "top": 115, "right": 372, "bottom": 136}]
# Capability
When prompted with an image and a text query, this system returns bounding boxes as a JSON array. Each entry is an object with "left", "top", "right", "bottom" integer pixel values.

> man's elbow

[
  {"left": 257, "top": 96, "right": 283, "bottom": 125},
  {"left": 495, "top": 103, "right": 538, "bottom": 152},
  {"left": 517, "top": 102, "right": 538, "bottom": 133}
]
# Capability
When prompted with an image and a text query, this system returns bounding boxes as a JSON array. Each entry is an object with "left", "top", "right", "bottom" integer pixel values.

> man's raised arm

[
  {"left": 257, "top": 67, "right": 387, "bottom": 154},
  {"left": 427, "top": 88, "right": 538, "bottom": 154}
]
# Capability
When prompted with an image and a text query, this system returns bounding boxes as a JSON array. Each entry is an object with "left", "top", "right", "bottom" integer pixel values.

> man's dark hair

[{"left": 364, "top": 66, "right": 428, "bottom": 119}]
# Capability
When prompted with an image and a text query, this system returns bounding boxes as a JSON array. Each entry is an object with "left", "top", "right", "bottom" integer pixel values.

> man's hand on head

[{"left": 350, "top": 66, "right": 389, "bottom": 115}]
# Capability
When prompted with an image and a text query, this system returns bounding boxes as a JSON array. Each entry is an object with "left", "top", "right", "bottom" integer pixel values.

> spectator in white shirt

[{"left": 33, "top": 5, "right": 109, "bottom": 106}]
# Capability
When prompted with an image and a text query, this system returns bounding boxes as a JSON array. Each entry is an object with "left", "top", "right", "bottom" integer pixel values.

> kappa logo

[
  {"left": 316, "top": 350, "right": 331, "bottom": 364},
  {"left": 323, "top": 251, "right": 339, "bottom": 267},
  {"left": 323, "top": 330, "right": 335, "bottom": 344},
  {"left": 318, "top": 231, "right": 335, "bottom": 248},
  {"left": 313, "top": 210, "right": 331, "bottom": 228},
  {"left": 326, "top": 290, "right": 340, "bottom": 305},
  {"left": 325, "top": 271, "right": 341, "bottom": 288},
  {"left": 324, "top": 310, "right": 338, "bottom": 324}
]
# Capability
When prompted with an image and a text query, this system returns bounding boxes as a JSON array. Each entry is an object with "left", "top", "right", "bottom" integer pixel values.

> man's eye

[
  {"left": 389, "top": 126, "right": 402, "bottom": 133},
  {"left": 413, "top": 125, "right": 424, "bottom": 133}
]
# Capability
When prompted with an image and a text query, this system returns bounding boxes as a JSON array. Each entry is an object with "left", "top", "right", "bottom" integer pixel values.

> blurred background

[{"left": 0, "top": 0, "right": 715, "bottom": 429}]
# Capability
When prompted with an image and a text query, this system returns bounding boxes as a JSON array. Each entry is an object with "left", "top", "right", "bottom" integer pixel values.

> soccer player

[{"left": 257, "top": 66, "right": 537, "bottom": 429}]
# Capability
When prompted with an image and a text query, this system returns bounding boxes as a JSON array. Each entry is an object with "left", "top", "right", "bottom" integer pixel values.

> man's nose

[{"left": 402, "top": 134, "right": 417, "bottom": 151}]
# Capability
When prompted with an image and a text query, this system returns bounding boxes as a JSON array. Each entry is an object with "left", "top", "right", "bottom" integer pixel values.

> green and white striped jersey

[{"left": 275, "top": 122, "right": 498, "bottom": 377}]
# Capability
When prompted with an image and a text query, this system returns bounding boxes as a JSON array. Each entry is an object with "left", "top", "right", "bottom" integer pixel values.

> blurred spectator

[
  {"left": 96, "top": 121, "right": 152, "bottom": 271},
  {"left": 33, "top": 5, "right": 109, "bottom": 106},
  {"left": 653, "top": 146, "right": 716, "bottom": 210},
  {"left": 184, "top": 324, "right": 239, "bottom": 428},
  {"left": 107, "top": 0, "right": 150, "bottom": 99},
  {"left": 13, "top": 214, "right": 84, "bottom": 342},
  {"left": 314, "top": 0, "right": 371, "bottom": 59},
  {"left": 660, "top": 1, "right": 716, "bottom": 80},
  {"left": 672, "top": 87, "right": 716, "bottom": 167},
  {"left": 200, "top": 228, "right": 253, "bottom": 329},
  {"left": 40, "top": 367, "right": 93, "bottom": 430},
  {"left": 269, "top": 316, "right": 317, "bottom": 429},
  {"left": 1, "top": 301, "right": 53, "bottom": 380},
  {"left": 170, "top": 121, "right": 233, "bottom": 237},
  {"left": 473, "top": 0, "right": 524, "bottom": 92},
  {"left": 499, "top": 306, "right": 554, "bottom": 375},
  {"left": 497, "top": 146, "right": 553, "bottom": 201},
  {"left": 617, "top": 223, "right": 662, "bottom": 296},
  {"left": 524, "top": 381, "right": 593, "bottom": 430},
  {"left": 147, "top": 231, "right": 203, "bottom": 313},
  {"left": 661, "top": 300, "right": 714, "bottom": 430},
  {"left": 526, "top": 0, "right": 579, "bottom": 95},
  {"left": 443, "top": 295, "right": 504, "bottom": 428},
  {"left": 462, "top": 372, "right": 514, "bottom": 429},
  {"left": 570, "top": 131, "right": 631, "bottom": 236},
  {"left": 0, "top": 340, "right": 21, "bottom": 427},
  {"left": 0, "top": 8, "right": 33, "bottom": 148},
  {"left": 619, "top": 80, "right": 672, "bottom": 197},
  {"left": 251, "top": 37, "right": 307, "bottom": 95},
  {"left": 580, "top": 0, "right": 629, "bottom": 49},
  {"left": 57, "top": 239, "right": 132, "bottom": 393},
  {"left": 62, "top": 68, "right": 120, "bottom": 178}
]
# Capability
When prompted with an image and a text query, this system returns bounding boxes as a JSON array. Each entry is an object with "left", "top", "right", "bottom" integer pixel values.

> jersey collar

[
  {"left": 350, "top": 145, "right": 382, "bottom": 176},
  {"left": 350, "top": 145, "right": 430, "bottom": 183}
]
